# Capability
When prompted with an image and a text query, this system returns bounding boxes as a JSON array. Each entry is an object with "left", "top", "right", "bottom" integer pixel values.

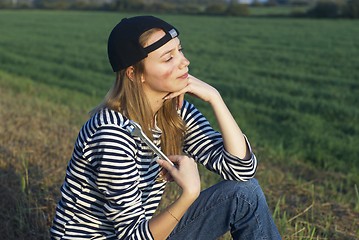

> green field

[{"left": 0, "top": 10, "right": 358, "bottom": 239}]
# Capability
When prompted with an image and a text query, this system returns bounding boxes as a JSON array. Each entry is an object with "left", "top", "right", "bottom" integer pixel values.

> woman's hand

[
  {"left": 168, "top": 74, "right": 250, "bottom": 160},
  {"left": 157, "top": 155, "right": 201, "bottom": 199},
  {"left": 166, "top": 74, "right": 221, "bottom": 109},
  {"left": 150, "top": 156, "right": 201, "bottom": 239}
]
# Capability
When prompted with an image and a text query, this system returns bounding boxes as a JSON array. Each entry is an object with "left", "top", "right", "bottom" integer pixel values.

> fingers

[
  {"left": 158, "top": 168, "right": 174, "bottom": 182},
  {"left": 161, "top": 169, "right": 174, "bottom": 182},
  {"left": 163, "top": 76, "right": 193, "bottom": 100},
  {"left": 156, "top": 158, "right": 176, "bottom": 171},
  {"left": 164, "top": 75, "right": 215, "bottom": 104},
  {"left": 164, "top": 86, "right": 189, "bottom": 100},
  {"left": 162, "top": 155, "right": 200, "bottom": 196},
  {"left": 167, "top": 155, "right": 184, "bottom": 164},
  {"left": 156, "top": 155, "right": 193, "bottom": 172}
]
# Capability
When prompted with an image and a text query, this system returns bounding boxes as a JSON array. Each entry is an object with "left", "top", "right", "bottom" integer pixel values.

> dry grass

[
  {"left": 0, "top": 73, "right": 358, "bottom": 239},
  {"left": 0, "top": 75, "right": 86, "bottom": 239},
  {"left": 257, "top": 161, "right": 359, "bottom": 240}
]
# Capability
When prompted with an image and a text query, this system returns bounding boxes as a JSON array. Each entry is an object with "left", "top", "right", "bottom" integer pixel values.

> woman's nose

[{"left": 179, "top": 55, "right": 190, "bottom": 69}]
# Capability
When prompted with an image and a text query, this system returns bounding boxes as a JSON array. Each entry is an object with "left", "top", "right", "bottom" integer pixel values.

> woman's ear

[{"left": 126, "top": 66, "right": 135, "bottom": 81}]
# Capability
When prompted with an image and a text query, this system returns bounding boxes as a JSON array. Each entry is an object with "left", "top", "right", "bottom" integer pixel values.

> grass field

[{"left": 0, "top": 10, "right": 358, "bottom": 239}]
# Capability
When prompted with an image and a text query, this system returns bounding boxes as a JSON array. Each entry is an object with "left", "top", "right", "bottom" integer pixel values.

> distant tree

[
  {"left": 113, "top": 0, "right": 129, "bottom": 10},
  {"left": 33, "top": 0, "right": 44, "bottom": 8},
  {"left": 344, "top": 0, "right": 359, "bottom": 18},
  {"left": 11, "top": 0, "right": 32, "bottom": 8},
  {"left": 205, "top": 2, "right": 227, "bottom": 15},
  {"left": 177, "top": 3, "right": 203, "bottom": 14},
  {"left": 227, "top": 1, "right": 250, "bottom": 16},
  {"left": 0, "top": 0, "right": 12, "bottom": 8},
  {"left": 307, "top": 0, "right": 340, "bottom": 18},
  {"left": 128, "top": 0, "right": 145, "bottom": 11},
  {"left": 277, "top": 0, "right": 290, "bottom": 5},
  {"left": 1, "top": 0, "right": 11, "bottom": 8},
  {"left": 251, "top": 0, "right": 263, "bottom": 7},
  {"left": 71, "top": 0, "right": 104, "bottom": 10},
  {"left": 145, "top": 2, "right": 177, "bottom": 13},
  {"left": 35, "top": 0, "right": 71, "bottom": 9},
  {"left": 113, "top": 0, "right": 145, "bottom": 11},
  {"left": 289, "top": 0, "right": 311, "bottom": 6},
  {"left": 266, "top": 0, "right": 279, "bottom": 6}
]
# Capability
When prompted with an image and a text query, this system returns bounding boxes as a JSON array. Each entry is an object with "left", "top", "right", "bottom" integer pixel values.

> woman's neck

[{"left": 146, "top": 93, "right": 168, "bottom": 118}]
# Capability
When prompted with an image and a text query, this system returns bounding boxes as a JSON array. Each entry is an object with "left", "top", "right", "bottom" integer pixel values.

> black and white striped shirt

[{"left": 50, "top": 100, "right": 257, "bottom": 240}]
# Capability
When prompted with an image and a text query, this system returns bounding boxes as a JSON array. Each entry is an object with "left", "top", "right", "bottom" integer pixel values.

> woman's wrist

[
  {"left": 180, "top": 188, "right": 200, "bottom": 204},
  {"left": 207, "top": 88, "right": 221, "bottom": 104},
  {"left": 208, "top": 92, "right": 224, "bottom": 109}
]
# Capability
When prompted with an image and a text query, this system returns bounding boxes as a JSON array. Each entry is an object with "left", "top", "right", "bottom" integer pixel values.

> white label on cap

[{"left": 169, "top": 29, "right": 177, "bottom": 38}]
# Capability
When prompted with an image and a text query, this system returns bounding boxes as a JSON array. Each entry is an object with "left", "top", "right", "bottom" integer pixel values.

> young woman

[{"left": 50, "top": 16, "right": 281, "bottom": 240}]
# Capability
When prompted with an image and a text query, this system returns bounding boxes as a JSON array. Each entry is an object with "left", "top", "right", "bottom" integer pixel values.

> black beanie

[{"left": 107, "top": 16, "right": 179, "bottom": 72}]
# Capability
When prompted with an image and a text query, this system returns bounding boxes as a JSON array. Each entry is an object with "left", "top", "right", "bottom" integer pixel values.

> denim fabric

[{"left": 167, "top": 179, "right": 281, "bottom": 240}]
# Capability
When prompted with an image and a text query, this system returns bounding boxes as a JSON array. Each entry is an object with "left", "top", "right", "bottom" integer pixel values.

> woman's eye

[{"left": 165, "top": 56, "right": 173, "bottom": 62}]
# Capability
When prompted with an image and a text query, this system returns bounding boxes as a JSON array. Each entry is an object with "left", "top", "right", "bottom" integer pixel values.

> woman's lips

[{"left": 179, "top": 73, "right": 188, "bottom": 79}]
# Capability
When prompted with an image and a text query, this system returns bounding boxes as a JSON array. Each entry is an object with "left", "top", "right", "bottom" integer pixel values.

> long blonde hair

[{"left": 91, "top": 28, "right": 186, "bottom": 155}]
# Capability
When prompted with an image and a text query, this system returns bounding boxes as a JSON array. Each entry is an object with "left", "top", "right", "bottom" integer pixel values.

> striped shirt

[{"left": 50, "top": 100, "right": 257, "bottom": 240}]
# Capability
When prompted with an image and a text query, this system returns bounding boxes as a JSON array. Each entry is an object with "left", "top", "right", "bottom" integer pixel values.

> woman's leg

[{"left": 167, "top": 179, "right": 281, "bottom": 240}]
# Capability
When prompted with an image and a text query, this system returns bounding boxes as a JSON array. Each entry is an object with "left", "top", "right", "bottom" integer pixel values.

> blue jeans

[{"left": 167, "top": 179, "right": 281, "bottom": 240}]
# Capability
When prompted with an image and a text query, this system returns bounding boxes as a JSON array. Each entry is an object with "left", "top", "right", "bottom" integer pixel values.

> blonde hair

[{"left": 91, "top": 28, "right": 186, "bottom": 155}]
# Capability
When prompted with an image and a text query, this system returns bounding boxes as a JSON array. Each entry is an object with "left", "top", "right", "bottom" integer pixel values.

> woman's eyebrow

[
  {"left": 160, "top": 41, "right": 182, "bottom": 58},
  {"left": 160, "top": 49, "right": 173, "bottom": 58}
]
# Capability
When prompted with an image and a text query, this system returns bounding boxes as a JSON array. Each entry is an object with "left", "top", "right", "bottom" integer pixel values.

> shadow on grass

[{"left": 0, "top": 160, "right": 52, "bottom": 240}]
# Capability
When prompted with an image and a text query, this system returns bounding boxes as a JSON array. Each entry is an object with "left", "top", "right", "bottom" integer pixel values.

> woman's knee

[{"left": 220, "top": 178, "right": 266, "bottom": 203}]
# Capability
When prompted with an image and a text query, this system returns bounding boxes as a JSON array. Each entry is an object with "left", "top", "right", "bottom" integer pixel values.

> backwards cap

[{"left": 107, "top": 16, "right": 179, "bottom": 72}]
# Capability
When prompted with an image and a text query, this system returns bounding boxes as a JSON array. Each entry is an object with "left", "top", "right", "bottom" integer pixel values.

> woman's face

[{"left": 141, "top": 30, "right": 190, "bottom": 99}]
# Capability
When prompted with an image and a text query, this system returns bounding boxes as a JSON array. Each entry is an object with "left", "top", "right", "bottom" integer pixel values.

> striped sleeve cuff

[
  {"left": 134, "top": 220, "right": 154, "bottom": 240},
  {"left": 222, "top": 134, "right": 258, "bottom": 181}
]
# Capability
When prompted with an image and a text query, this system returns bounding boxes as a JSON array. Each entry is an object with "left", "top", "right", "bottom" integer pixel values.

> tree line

[{"left": 0, "top": 0, "right": 358, "bottom": 18}]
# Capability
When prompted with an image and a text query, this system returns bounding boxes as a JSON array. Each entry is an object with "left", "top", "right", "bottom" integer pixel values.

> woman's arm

[
  {"left": 165, "top": 74, "right": 250, "bottom": 160},
  {"left": 208, "top": 91, "right": 250, "bottom": 160},
  {"left": 149, "top": 155, "right": 201, "bottom": 240}
]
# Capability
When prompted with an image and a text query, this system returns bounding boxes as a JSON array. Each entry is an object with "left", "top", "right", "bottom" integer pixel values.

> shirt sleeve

[
  {"left": 83, "top": 124, "right": 154, "bottom": 240},
  {"left": 180, "top": 101, "right": 257, "bottom": 181}
]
